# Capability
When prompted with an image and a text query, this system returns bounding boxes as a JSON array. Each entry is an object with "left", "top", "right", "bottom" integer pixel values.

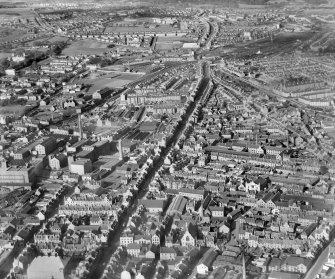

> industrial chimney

[
  {"left": 78, "top": 114, "right": 83, "bottom": 140},
  {"left": 118, "top": 139, "right": 123, "bottom": 161}
]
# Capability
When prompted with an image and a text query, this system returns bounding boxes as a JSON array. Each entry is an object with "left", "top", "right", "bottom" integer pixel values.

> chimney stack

[
  {"left": 118, "top": 139, "right": 123, "bottom": 161},
  {"left": 78, "top": 114, "right": 83, "bottom": 140},
  {"left": 242, "top": 252, "right": 246, "bottom": 279}
]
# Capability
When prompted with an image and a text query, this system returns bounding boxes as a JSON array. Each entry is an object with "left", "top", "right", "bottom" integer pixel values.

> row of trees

[
  {"left": 0, "top": 50, "right": 47, "bottom": 75},
  {"left": 87, "top": 56, "right": 117, "bottom": 67},
  {"left": 0, "top": 98, "right": 27, "bottom": 107},
  {"left": 318, "top": 40, "right": 335, "bottom": 53},
  {"left": 0, "top": 41, "right": 71, "bottom": 76}
]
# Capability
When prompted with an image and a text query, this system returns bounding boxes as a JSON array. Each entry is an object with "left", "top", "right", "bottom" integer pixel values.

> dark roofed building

[
  {"left": 138, "top": 199, "right": 166, "bottom": 213},
  {"left": 197, "top": 248, "right": 218, "bottom": 275}
]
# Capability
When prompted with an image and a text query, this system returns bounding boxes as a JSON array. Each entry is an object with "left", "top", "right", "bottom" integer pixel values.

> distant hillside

[
  {"left": 0, "top": 0, "right": 332, "bottom": 8},
  {"left": 148, "top": 0, "right": 270, "bottom": 6},
  {"left": 239, "top": 0, "right": 270, "bottom": 4},
  {"left": 0, "top": 0, "right": 271, "bottom": 7},
  {"left": 305, "top": 0, "right": 328, "bottom": 4}
]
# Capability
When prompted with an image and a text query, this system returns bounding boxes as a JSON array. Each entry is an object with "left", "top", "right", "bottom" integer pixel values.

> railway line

[{"left": 214, "top": 66, "right": 335, "bottom": 120}]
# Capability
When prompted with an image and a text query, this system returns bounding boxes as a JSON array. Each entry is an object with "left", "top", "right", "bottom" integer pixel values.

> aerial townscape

[{"left": 0, "top": 0, "right": 335, "bottom": 279}]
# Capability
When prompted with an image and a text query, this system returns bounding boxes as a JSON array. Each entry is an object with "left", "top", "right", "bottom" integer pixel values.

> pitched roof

[
  {"left": 185, "top": 222, "right": 197, "bottom": 239},
  {"left": 269, "top": 257, "right": 282, "bottom": 267},
  {"left": 138, "top": 199, "right": 165, "bottom": 209},
  {"left": 127, "top": 243, "right": 141, "bottom": 250},
  {"left": 160, "top": 247, "right": 176, "bottom": 254},
  {"left": 134, "top": 235, "right": 151, "bottom": 241},
  {"left": 199, "top": 248, "right": 218, "bottom": 267},
  {"left": 283, "top": 256, "right": 311, "bottom": 267},
  {"left": 269, "top": 271, "right": 300, "bottom": 279}
]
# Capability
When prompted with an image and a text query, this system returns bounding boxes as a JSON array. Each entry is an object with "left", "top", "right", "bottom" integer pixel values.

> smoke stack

[
  {"left": 118, "top": 139, "right": 123, "bottom": 161},
  {"left": 242, "top": 248, "right": 247, "bottom": 279},
  {"left": 78, "top": 114, "right": 83, "bottom": 140}
]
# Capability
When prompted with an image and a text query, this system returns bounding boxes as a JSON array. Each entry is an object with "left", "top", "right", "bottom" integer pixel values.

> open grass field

[
  {"left": 0, "top": 27, "right": 32, "bottom": 43},
  {"left": 0, "top": 105, "right": 26, "bottom": 116},
  {"left": 46, "top": 36, "right": 70, "bottom": 43},
  {"left": 155, "top": 42, "right": 183, "bottom": 50},
  {"left": 62, "top": 39, "right": 109, "bottom": 56},
  {"left": 155, "top": 36, "right": 184, "bottom": 51},
  {"left": 158, "top": 36, "right": 195, "bottom": 43},
  {"left": 0, "top": 52, "right": 10, "bottom": 59},
  {"left": 82, "top": 72, "right": 144, "bottom": 92}
]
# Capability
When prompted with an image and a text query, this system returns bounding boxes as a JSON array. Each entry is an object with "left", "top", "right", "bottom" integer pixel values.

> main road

[
  {"left": 304, "top": 228, "right": 335, "bottom": 279},
  {"left": 85, "top": 61, "right": 211, "bottom": 279}
]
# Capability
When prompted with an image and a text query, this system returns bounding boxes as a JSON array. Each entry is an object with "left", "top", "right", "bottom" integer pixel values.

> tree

[
  {"left": 0, "top": 58, "right": 10, "bottom": 70},
  {"left": 9, "top": 61, "right": 16, "bottom": 69},
  {"left": 1, "top": 99, "right": 9, "bottom": 107},
  {"left": 319, "top": 166, "right": 328, "bottom": 175},
  {"left": 31, "top": 61, "right": 38, "bottom": 70},
  {"left": 51, "top": 45, "right": 62, "bottom": 56}
]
